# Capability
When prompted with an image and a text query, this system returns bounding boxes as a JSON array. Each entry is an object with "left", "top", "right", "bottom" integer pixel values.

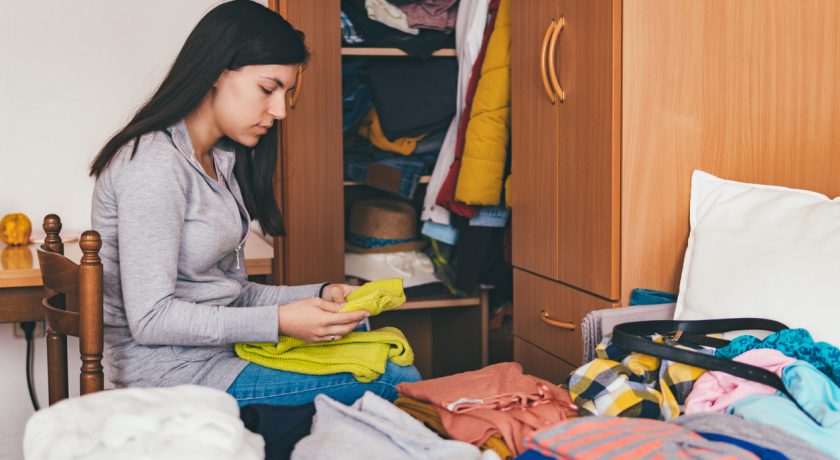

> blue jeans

[{"left": 226, "top": 361, "right": 422, "bottom": 407}]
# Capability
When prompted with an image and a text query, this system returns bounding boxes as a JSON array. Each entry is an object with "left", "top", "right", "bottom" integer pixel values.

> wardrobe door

[
  {"left": 511, "top": 0, "right": 561, "bottom": 279},
  {"left": 273, "top": 0, "right": 345, "bottom": 285},
  {"left": 552, "top": 0, "right": 621, "bottom": 299}
]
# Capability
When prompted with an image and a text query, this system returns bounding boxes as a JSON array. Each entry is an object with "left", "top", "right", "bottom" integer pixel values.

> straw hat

[{"left": 346, "top": 198, "right": 427, "bottom": 254}]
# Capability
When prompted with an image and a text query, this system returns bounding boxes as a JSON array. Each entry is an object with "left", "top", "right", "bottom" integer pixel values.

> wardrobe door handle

[
  {"left": 540, "top": 19, "right": 557, "bottom": 104},
  {"left": 540, "top": 310, "right": 576, "bottom": 331},
  {"left": 548, "top": 16, "right": 565, "bottom": 103},
  {"left": 288, "top": 65, "right": 304, "bottom": 109}
]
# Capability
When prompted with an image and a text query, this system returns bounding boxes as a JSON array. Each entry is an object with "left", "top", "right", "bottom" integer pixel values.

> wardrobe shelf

[
  {"left": 398, "top": 293, "right": 482, "bottom": 311},
  {"left": 341, "top": 47, "right": 456, "bottom": 57},
  {"left": 343, "top": 175, "right": 431, "bottom": 186}
]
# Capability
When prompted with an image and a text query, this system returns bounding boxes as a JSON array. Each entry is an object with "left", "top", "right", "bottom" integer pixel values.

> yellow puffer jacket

[{"left": 454, "top": 0, "right": 511, "bottom": 206}]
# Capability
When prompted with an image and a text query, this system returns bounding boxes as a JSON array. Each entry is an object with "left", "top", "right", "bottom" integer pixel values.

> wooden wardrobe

[{"left": 511, "top": 0, "right": 840, "bottom": 382}]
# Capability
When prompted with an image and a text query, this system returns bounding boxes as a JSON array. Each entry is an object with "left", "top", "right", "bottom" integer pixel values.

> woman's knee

[{"left": 381, "top": 362, "right": 422, "bottom": 386}]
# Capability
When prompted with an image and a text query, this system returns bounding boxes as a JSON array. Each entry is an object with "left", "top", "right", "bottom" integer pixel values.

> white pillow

[{"left": 675, "top": 170, "right": 840, "bottom": 346}]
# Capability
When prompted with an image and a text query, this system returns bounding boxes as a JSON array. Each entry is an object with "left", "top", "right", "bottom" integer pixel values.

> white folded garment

[
  {"left": 23, "top": 385, "right": 264, "bottom": 460},
  {"left": 345, "top": 251, "right": 441, "bottom": 288},
  {"left": 292, "top": 392, "right": 488, "bottom": 460}
]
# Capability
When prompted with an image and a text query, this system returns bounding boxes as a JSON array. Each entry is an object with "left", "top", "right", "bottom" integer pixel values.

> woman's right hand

[{"left": 277, "top": 297, "right": 368, "bottom": 343}]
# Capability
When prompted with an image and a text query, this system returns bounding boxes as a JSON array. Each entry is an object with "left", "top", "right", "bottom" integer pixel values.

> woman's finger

[{"left": 324, "top": 310, "right": 367, "bottom": 326}]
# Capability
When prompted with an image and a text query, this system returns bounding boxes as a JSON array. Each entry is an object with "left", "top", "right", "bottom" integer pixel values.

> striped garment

[{"left": 524, "top": 416, "right": 759, "bottom": 460}]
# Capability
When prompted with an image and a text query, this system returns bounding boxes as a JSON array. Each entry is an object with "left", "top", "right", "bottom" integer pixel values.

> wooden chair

[{"left": 36, "top": 214, "right": 104, "bottom": 405}]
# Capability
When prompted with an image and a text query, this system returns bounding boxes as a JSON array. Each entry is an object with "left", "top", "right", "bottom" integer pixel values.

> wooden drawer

[
  {"left": 513, "top": 269, "right": 617, "bottom": 365},
  {"left": 514, "top": 336, "right": 577, "bottom": 384}
]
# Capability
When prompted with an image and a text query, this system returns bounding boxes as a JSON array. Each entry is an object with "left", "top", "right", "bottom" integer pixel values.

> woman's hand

[
  {"left": 321, "top": 283, "right": 359, "bottom": 303},
  {"left": 277, "top": 297, "right": 367, "bottom": 343}
]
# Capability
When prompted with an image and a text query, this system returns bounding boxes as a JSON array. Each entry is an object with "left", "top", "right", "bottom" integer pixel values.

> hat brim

[{"left": 345, "top": 239, "right": 427, "bottom": 254}]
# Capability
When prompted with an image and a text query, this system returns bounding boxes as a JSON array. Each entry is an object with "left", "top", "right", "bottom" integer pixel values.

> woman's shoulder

[{"left": 106, "top": 129, "right": 191, "bottom": 176}]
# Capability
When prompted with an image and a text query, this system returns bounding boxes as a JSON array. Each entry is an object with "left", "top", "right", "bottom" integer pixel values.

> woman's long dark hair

[{"left": 90, "top": 0, "right": 309, "bottom": 236}]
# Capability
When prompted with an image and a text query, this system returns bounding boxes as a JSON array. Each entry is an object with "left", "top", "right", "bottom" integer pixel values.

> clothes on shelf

[
  {"left": 342, "top": 0, "right": 455, "bottom": 59},
  {"left": 399, "top": 0, "right": 459, "bottom": 32}
]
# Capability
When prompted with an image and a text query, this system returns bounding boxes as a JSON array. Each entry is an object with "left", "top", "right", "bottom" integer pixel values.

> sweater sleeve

[
  {"left": 225, "top": 252, "right": 323, "bottom": 308},
  {"left": 113, "top": 148, "right": 279, "bottom": 346}
]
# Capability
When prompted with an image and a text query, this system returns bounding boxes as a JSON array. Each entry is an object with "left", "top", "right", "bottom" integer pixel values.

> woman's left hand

[{"left": 321, "top": 284, "right": 358, "bottom": 303}]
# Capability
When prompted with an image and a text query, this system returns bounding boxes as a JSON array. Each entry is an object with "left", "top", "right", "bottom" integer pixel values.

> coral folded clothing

[
  {"left": 395, "top": 396, "right": 514, "bottom": 460},
  {"left": 292, "top": 392, "right": 486, "bottom": 460},
  {"left": 524, "top": 416, "right": 759, "bottom": 460},
  {"left": 235, "top": 327, "right": 413, "bottom": 382},
  {"left": 398, "top": 362, "right": 577, "bottom": 456}
]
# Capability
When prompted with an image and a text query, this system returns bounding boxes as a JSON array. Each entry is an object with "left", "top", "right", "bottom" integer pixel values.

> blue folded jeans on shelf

[{"left": 344, "top": 139, "right": 438, "bottom": 199}]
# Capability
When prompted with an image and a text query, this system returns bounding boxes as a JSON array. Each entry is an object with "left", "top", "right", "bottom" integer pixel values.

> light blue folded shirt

[{"left": 728, "top": 359, "right": 840, "bottom": 458}]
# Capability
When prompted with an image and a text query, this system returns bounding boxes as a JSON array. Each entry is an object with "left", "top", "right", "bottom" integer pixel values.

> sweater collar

[{"left": 166, "top": 119, "right": 238, "bottom": 184}]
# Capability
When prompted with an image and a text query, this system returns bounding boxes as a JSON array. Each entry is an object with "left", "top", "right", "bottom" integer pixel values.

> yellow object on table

[{"left": 0, "top": 213, "right": 32, "bottom": 246}]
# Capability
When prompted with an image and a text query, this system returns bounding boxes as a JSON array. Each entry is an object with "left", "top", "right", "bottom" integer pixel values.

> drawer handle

[{"left": 540, "top": 310, "right": 576, "bottom": 331}]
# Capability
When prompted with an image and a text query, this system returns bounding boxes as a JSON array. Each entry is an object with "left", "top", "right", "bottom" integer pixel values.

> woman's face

[{"left": 211, "top": 63, "right": 299, "bottom": 147}]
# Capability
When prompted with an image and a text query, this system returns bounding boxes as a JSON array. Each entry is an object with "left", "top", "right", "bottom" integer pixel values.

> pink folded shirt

[{"left": 684, "top": 348, "right": 796, "bottom": 414}]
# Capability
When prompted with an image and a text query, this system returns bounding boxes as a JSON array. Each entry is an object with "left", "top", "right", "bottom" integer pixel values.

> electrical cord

[{"left": 21, "top": 322, "right": 40, "bottom": 411}]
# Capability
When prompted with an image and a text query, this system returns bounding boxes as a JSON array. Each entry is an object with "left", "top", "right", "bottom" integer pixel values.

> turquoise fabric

[
  {"left": 629, "top": 288, "right": 678, "bottom": 306},
  {"left": 728, "top": 360, "right": 840, "bottom": 459},
  {"left": 716, "top": 329, "right": 840, "bottom": 387}
]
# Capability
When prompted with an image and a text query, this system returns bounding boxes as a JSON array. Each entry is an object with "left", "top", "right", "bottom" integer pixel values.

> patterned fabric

[
  {"left": 716, "top": 328, "right": 840, "bottom": 387},
  {"left": 524, "top": 416, "right": 760, "bottom": 460},
  {"left": 571, "top": 336, "right": 707, "bottom": 420}
]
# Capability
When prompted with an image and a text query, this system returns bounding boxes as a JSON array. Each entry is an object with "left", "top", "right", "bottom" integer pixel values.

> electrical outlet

[{"left": 13, "top": 322, "right": 45, "bottom": 339}]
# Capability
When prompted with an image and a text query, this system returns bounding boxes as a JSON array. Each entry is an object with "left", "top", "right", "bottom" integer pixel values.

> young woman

[{"left": 89, "top": 0, "right": 420, "bottom": 406}]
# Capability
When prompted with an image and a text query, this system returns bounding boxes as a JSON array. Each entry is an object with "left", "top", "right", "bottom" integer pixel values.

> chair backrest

[{"left": 36, "top": 214, "right": 104, "bottom": 405}]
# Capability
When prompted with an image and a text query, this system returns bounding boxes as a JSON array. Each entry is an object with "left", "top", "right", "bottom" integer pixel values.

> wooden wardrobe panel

[
  {"left": 552, "top": 0, "right": 621, "bottom": 299},
  {"left": 511, "top": 0, "right": 561, "bottom": 280},
  {"left": 276, "top": 0, "right": 345, "bottom": 285},
  {"left": 621, "top": 0, "right": 840, "bottom": 301}
]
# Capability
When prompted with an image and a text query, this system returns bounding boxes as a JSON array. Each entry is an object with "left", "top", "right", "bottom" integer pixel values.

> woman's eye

[{"left": 261, "top": 87, "right": 274, "bottom": 95}]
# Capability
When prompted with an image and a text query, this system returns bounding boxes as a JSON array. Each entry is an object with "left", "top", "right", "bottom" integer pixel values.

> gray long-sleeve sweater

[{"left": 91, "top": 120, "right": 321, "bottom": 390}]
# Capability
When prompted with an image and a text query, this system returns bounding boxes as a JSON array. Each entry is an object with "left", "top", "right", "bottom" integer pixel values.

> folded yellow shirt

[
  {"left": 235, "top": 278, "right": 411, "bottom": 382},
  {"left": 341, "top": 278, "right": 406, "bottom": 315},
  {"left": 235, "top": 327, "right": 413, "bottom": 383}
]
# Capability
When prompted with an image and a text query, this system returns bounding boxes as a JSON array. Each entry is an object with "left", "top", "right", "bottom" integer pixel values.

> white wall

[{"left": 0, "top": 1, "right": 265, "bottom": 458}]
